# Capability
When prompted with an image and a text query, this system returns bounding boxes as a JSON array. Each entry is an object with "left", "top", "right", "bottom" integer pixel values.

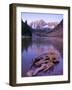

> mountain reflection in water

[{"left": 21, "top": 37, "right": 63, "bottom": 77}]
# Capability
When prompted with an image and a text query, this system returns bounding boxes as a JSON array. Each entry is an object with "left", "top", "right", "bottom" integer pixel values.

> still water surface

[{"left": 21, "top": 37, "right": 63, "bottom": 77}]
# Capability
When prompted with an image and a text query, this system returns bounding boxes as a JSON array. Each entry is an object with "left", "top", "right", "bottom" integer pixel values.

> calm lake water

[{"left": 21, "top": 37, "right": 63, "bottom": 77}]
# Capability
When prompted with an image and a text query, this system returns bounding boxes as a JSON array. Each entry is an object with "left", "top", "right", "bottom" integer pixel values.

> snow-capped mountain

[{"left": 29, "top": 19, "right": 58, "bottom": 29}]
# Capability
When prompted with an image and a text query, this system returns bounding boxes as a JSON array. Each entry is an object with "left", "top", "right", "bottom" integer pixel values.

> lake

[{"left": 21, "top": 37, "right": 63, "bottom": 77}]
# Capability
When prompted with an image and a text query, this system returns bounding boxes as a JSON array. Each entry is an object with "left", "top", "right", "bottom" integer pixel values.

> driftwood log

[{"left": 27, "top": 48, "right": 60, "bottom": 76}]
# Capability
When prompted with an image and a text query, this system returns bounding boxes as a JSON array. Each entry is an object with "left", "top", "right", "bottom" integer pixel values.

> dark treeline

[{"left": 21, "top": 20, "right": 32, "bottom": 36}]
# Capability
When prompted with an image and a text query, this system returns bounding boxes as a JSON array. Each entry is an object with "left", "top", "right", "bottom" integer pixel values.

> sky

[{"left": 21, "top": 12, "right": 63, "bottom": 24}]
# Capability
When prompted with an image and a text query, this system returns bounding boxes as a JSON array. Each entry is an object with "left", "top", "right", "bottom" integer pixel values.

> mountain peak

[{"left": 29, "top": 19, "right": 58, "bottom": 29}]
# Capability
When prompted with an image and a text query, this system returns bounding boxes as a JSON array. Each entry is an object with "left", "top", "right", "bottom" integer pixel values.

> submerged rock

[{"left": 27, "top": 47, "right": 61, "bottom": 76}]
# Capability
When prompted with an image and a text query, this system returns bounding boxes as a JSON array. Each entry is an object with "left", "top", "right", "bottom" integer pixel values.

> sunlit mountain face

[{"left": 29, "top": 19, "right": 58, "bottom": 29}]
